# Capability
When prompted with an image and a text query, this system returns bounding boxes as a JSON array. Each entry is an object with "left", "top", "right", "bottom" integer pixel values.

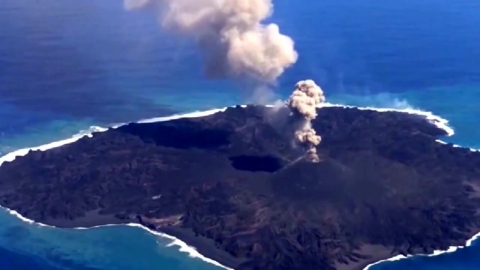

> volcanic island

[{"left": 1, "top": 101, "right": 480, "bottom": 270}]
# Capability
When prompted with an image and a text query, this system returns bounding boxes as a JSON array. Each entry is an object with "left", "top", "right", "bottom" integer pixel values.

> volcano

[{"left": 1, "top": 105, "right": 480, "bottom": 270}]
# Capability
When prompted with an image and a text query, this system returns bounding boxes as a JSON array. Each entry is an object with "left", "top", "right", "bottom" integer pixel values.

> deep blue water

[{"left": 1, "top": 0, "right": 480, "bottom": 269}]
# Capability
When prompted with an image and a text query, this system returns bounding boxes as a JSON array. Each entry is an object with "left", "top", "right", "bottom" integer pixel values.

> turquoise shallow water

[
  {"left": 1, "top": 0, "right": 480, "bottom": 269},
  {"left": 0, "top": 210, "right": 225, "bottom": 270}
]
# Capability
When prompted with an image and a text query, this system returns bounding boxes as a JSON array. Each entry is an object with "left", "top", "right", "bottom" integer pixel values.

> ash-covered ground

[{"left": 1, "top": 105, "right": 480, "bottom": 270}]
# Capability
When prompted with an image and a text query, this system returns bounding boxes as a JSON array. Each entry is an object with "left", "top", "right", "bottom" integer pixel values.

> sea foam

[
  {"left": 0, "top": 103, "right": 477, "bottom": 270},
  {"left": 363, "top": 231, "right": 480, "bottom": 269}
]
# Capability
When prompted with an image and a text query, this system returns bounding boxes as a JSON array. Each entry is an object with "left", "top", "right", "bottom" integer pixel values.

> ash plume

[
  {"left": 285, "top": 80, "right": 326, "bottom": 162},
  {"left": 123, "top": 0, "right": 298, "bottom": 84}
]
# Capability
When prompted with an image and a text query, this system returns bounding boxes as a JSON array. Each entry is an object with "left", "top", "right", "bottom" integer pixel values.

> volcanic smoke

[
  {"left": 124, "top": 0, "right": 298, "bottom": 84},
  {"left": 285, "top": 80, "right": 326, "bottom": 162},
  {"left": 124, "top": 0, "right": 324, "bottom": 160}
]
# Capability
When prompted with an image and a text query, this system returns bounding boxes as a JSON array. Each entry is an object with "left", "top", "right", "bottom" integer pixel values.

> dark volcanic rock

[{"left": 1, "top": 105, "right": 480, "bottom": 270}]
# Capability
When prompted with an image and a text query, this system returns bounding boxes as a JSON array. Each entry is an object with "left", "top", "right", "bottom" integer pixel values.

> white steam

[
  {"left": 124, "top": 0, "right": 298, "bottom": 84},
  {"left": 285, "top": 80, "right": 326, "bottom": 162}
]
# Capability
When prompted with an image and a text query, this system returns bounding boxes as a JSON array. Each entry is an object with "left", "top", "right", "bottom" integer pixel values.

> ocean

[{"left": 0, "top": 0, "right": 480, "bottom": 269}]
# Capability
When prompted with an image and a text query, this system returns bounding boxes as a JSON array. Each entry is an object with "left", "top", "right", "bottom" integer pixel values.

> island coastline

[
  {"left": 4, "top": 203, "right": 480, "bottom": 270},
  {"left": 1, "top": 103, "right": 479, "bottom": 270}
]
